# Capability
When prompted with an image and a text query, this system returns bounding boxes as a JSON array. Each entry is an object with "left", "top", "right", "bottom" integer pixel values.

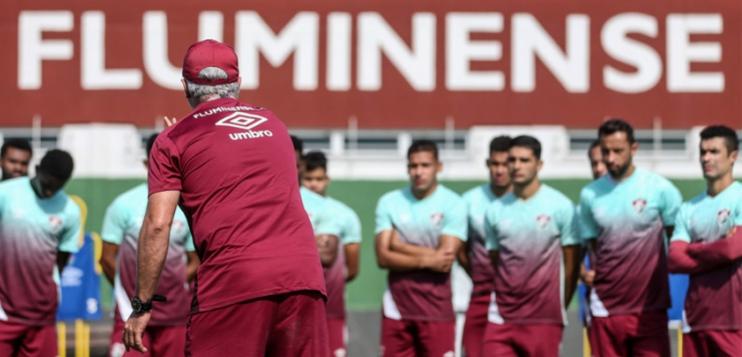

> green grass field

[{"left": 66, "top": 178, "right": 709, "bottom": 311}]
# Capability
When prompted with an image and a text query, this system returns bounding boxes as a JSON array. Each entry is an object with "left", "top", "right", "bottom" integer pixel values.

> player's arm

[
  {"left": 683, "top": 227, "right": 742, "bottom": 267},
  {"left": 100, "top": 242, "right": 119, "bottom": 285},
  {"left": 316, "top": 234, "right": 340, "bottom": 267},
  {"left": 563, "top": 245, "right": 582, "bottom": 307},
  {"left": 344, "top": 243, "right": 360, "bottom": 282},
  {"left": 135, "top": 191, "right": 179, "bottom": 301},
  {"left": 375, "top": 230, "right": 450, "bottom": 272},
  {"left": 389, "top": 229, "right": 437, "bottom": 256},
  {"left": 185, "top": 251, "right": 199, "bottom": 282}
]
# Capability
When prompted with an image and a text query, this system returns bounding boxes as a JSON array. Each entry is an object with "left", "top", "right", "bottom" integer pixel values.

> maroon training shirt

[{"left": 148, "top": 97, "right": 325, "bottom": 313}]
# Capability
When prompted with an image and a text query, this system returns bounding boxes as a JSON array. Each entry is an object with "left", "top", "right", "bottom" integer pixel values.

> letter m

[{"left": 236, "top": 12, "right": 318, "bottom": 90}]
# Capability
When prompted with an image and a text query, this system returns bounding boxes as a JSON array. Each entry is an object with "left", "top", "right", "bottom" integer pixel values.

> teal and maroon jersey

[
  {"left": 484, "top": 184, "right": 578, "bottom": 325},
  {"left": 375, "top": 185, "right": 467, "bottom": 321},
  {"left": 0, "top": 177, "right": 81, "bottom": 325},
  {"left": 323, "top": 196, "right": 362, "bottom": 319},
  {"left": 578, "top": 168, "right": 682, "bottom": 317},
  {"left": 462, "top": 184, "right": 499, "bottom": 294},
  {"left": 101, "top": 183, "right": 194, "bottom": 325},
  {"left": 671, "top": 181, "right": 742, "bottom": 332}
]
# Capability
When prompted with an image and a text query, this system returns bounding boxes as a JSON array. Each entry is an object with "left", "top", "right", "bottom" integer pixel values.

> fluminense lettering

[
  {"left": 194, "top": 106, "right": 257, "bottom": 118},
  {"left": 229, "top": 130, "right": 274, "bottom": 140},
  {"left": 15, "top": 10, "right": 727, "bottom": 93}
]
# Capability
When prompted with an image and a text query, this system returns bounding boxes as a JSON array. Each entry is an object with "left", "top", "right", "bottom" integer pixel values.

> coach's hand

[
  {"left": 123, "top": 312, "right": 151, "bottom": 353},
  {"left": 164, "top": 116, "right": 177, "bottom": 127}
]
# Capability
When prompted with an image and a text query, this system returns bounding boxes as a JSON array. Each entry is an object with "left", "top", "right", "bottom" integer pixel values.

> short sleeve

[
  {"left": 101, "top": 199, "right": 128, "bottom": 245},
  {"left": 375, "top": 195, "right": 393, "bottom": 234},
  {"left": 441, "top": 198, "right": 467, "bottom": 242},
  {"left": 184, "top": 231, "right": 196, "bottom": 252},
  {"left": 484, "top": 206, "right": 499, "bottom": 251},
  {"left": 558, "top": 201, "right": 580, "bottom": 246},
  {"left": 670, "top": 204, "right": 691, "bottom": 243},
  {"left": 578, "top": 188, "right": 599, "bottom": 240},
  {"left": 59, "top": 204, "right": 82, "bottom": 253},
  {"left": 314, "top": 209, "right": 343, "bottom": 237},
  {"left": 342, "top": 209, "right": 362, "bottom": 245},
  {"left": 148, "top": 134, "right": 183, "bottom": 195},
  {"left": 659, "top": 179, "right": 683, "bottom": 226}
]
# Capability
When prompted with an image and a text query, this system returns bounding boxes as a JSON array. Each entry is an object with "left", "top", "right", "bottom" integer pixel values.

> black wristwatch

[{"left": 131, "top": 295, "right": 167, "bottom": 315}]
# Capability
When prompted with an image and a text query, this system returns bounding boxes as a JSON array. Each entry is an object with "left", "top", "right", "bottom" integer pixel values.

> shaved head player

[
  {"left": 123, "top": 40, "right": 329, "bottom": 356},
  {"left": 0, "top": 150, "right": 81, "bottom": 356}
]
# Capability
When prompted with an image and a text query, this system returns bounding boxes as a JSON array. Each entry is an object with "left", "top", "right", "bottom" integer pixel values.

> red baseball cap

[{"left": 182, "top": 39, "right": 239, "bottom": 85}]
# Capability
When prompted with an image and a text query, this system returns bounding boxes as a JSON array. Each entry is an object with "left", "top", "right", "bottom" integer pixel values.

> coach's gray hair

[{"left": 185, "top": 67, "right": 240, "bottom": 107}]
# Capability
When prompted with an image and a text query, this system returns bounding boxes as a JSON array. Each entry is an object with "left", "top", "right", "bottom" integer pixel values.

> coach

[{"left": 123, "top": 39, "right": 329, "bottom": 356}]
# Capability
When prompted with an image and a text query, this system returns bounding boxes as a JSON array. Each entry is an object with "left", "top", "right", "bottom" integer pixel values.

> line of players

[
  {"left": 0, "top": 117, "right": 739, "bottom": 357},
  {"left": 297, "top": 118, "right": 739, "bottom": 357}
]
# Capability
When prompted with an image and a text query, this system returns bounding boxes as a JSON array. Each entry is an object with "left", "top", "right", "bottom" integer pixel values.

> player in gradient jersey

[
  {"left": 482, "top": 135, "right": 581, "bottom": 357},
  {"left": 100, "top": 134, "right": 199, "bottom": 357},
  {"left": 0, "top": 150, "right": 81, "bottom": 356},
  {"left": 579, "top": 119, "right": 682, "bottom": 357},
  {"left": 578, "top": 140, "right": 607, "bottom": 296},
  {"left": 668, "top": 125, "right": 742, "bottom": 356},
  {"left": 303, "top": 151, "right": 362, "bottom": 357},
  {"left": 292, "top": 136, "right": 343, "bottom": 272},
  {"left": 375, "top": 140, "right": 467, "bottom": 357},
  {"left": 458, "top": 135, "right": 511, "bottom": 357}
]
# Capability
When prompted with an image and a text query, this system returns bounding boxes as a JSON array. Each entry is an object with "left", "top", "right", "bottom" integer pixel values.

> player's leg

[
  {"left": 148, "top": 325, "right": 186, "bottom": 357},
  {"left": 589, "top": 316, "right": 630, "bottom": 357},
  {"left": 481, "top": 322, "right": 518, "bottom": 357},
  {"left": 707, "top": 329, "right": 742, "bottom": 356},
  {"left": 682, "top": 331, "right": 712, "bottom": 357},
  {"left": 380, "top": 316, "right": 416, "bottom": 357},
  {"left": 326, "top": 317, "right": 347, "bottom": 357},
  {"left": 186, "top": 298, "right": 274, "bottom": 357},
  {"left": 462, "top": 293, "right": 490, "bottom": 357},
  {"left": 511, "top": 324, "right": 562, "bottom": 357},
  {"left": 628, "top": 312, "right": 670, "bottom": 357},
  {"left": 17, "top": 324, "right": 56, "bottom": 357},
  {"left": 266, "top": 291, "right": 329, "bottom": 357},
  {"left": 416, "top": 320, "right": 455, "bottom": 357}
]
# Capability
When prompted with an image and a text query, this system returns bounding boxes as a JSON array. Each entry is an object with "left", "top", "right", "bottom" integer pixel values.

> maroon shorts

[
  {"left": 588, "top": 312, "right": 670, "bottom": 357},
  {"left": 380, "top": 316, "right": 455, "bottom": 357},
  {"left": 462, "top": 292, "right": 490, "bottom": 357},
  {"left": 186, "top": 291, "right": 328, "bottom": 357},
  {"left": 683, "top": 330, "right": 742, "bottom": 357},
  {"left": 0, "top": 320, "right": 56, "bottom": 357},
  {"left": 326, "top": 317, "right": 346, "bottom": 357},
  {"left": 109, "top": 311, "right": 186, "bottom": 357},
  {"left": 482, "top": 322, "right": 562, "bottom": 357}
]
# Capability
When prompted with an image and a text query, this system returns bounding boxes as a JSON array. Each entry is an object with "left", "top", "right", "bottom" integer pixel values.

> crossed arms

[{"left": 375, "top": 228, "right": 462, "bottom": 273}]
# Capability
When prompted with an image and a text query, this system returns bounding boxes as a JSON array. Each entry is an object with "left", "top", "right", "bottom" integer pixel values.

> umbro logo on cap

[{"left": 216, "top": 112, "right": 268, "bottom": 131}]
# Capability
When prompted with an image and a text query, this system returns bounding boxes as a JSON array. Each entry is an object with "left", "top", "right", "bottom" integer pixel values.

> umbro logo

[
  {"left": 215, "top": 112, "right": 273, "bottom": 141},
  {"left": 216, "top": 112, "right": 268, "bottom": 130}
]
